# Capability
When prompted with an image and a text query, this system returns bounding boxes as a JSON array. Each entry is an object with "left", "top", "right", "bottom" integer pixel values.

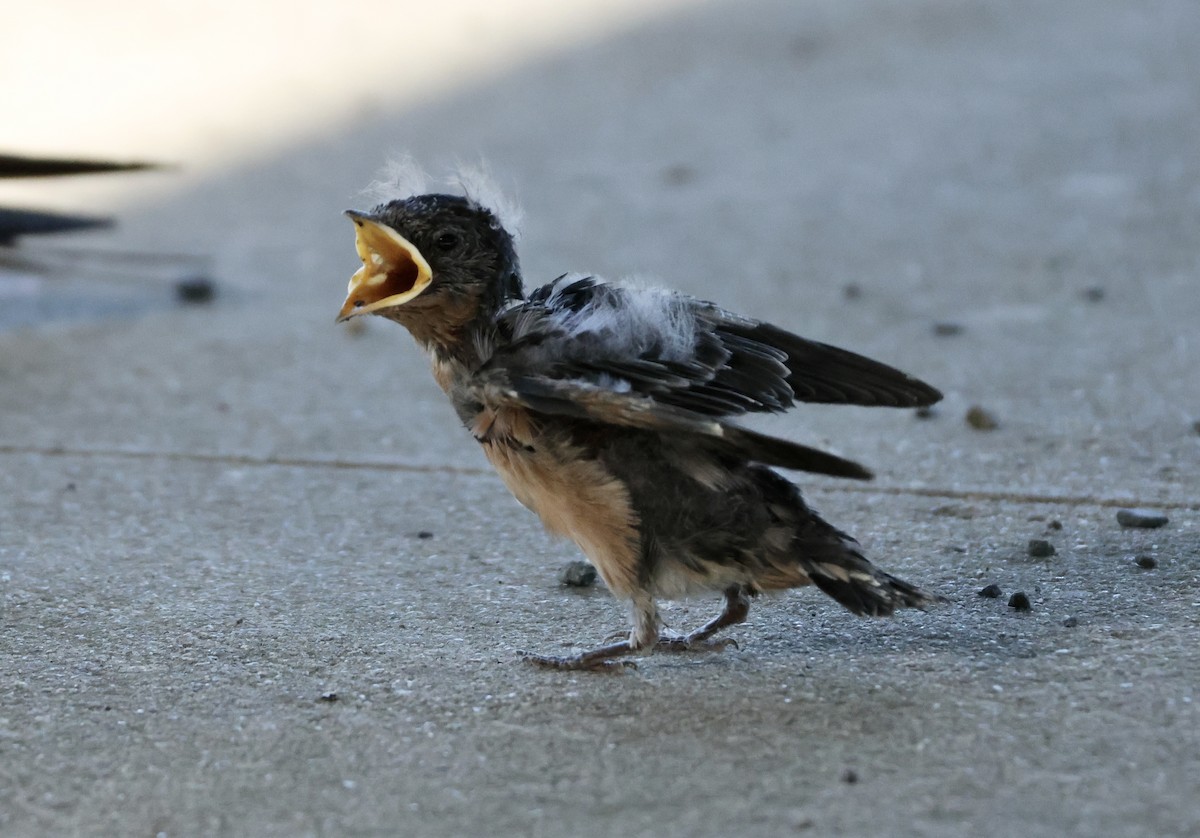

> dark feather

[
  {"left": 809, "top": 567, "right": 943, "bottom": 616},
  {"left": 478, "top": 373, "right": 872, "bottom": 480},
  {"left": 721, "top": 425, "right": 872, "bottom": 480},
  {"left": 491, "top": 281, "right": 941, "bottom": 425},
  {"left": 719, "top": 319, "right": 943, "bottom": 408},
  {"left": 469, "top": 277, "right": 940, "bottom": 480}
]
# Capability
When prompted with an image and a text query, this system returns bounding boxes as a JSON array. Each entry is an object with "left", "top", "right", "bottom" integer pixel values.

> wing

[
  {"left": 471, "top": 370, "right": 873, "bottom": 480},
  {"left": 705, "top": 313, "right": 943, "bottom": 408},
  {"left": 486, "top": 275, "right": 941, "bottom": 416},
  {"left": 469, "top": 275, "right": 933, "bottom": 479}
]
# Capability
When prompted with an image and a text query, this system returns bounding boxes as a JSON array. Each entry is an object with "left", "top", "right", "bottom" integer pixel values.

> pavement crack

[
  {"left": 0, "top": 443, "right": 490, "bottom": 477},
  {"left": 822, "top": 482, "right": 1199, "bottom": 512},
  {"left": 2, "top": 443, "right": 1196, "bottom": 511}
]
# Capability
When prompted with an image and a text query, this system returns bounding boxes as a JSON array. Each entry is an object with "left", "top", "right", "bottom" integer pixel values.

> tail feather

[
  {"left": 809, "top": 564, "right": 943, "bottom": 616},
  {"left": 795, "top": 529, "right": 944, "bottom": 616}
]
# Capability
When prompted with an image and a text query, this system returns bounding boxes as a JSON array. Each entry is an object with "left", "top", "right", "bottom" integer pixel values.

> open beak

[{"left": 337, "top": 211, "right": 433, "bottom": 322}]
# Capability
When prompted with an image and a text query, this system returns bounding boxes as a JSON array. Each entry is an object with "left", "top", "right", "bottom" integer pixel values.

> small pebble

[
  {"left": 932, "top": 322, "right": 964, "bottom": 337},
  {"left": 175, "top": 275, "right": 216, "bottom": 303},
  {"left": 1008, "top": 591, "right": 1031, "bottom": 611},
  {"left": 978, "top": 584, "right": 1003, "bottom": 599},
  {"left": 318, "top": 692, "right": 339, "bottom": 703},
  {"left": 1134, "top": 555, "right": 1157, "bottom": 569},
  {"left": 416, "top": 531, "right": 434, "bottom": 540},
  {"left": 559, "top": 561, "right": 598, "bottom": 588},
  {"left": 1047, "top": 520, "right": 1063, "bottom": 531},
  {"left": 840, "top": 769, "right": 859, "bottom": 784},
  {"left": 1061, "top": 616, "right": 1078, "bottom": 628},
  {"left": 842, "top": 283, "right": 862, "bottom": 300},
  {"left": 914, "top": 406, "right": 936, "bottom": 420},
  {"left": 1027, "top": 539, "right": 1056, "bottom": 558},
  {"left": 1116, "top": 508, "right": 1169, "bottom": 529},
  {"left": 1081, "top": 286, "right": 1105, "bottom": 302},
  {"left": 661, "top": 164, "right": 697, "bottom": 186},
  {"left": 965, "top": 405, "right": 999, "bottom": 431}
]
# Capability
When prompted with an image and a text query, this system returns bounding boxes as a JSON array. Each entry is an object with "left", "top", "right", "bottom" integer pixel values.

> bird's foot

[{"left": 518, "top": 641, "right": 638, "bottom": 673}]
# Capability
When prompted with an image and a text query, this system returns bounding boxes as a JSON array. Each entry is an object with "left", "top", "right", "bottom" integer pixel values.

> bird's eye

[{"left": 433, "top": 231, "right": 460, "bottom": 252}]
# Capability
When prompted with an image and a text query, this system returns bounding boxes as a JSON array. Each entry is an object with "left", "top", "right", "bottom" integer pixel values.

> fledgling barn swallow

[{"left": 338, "top": 188, "right": 944, "bottom": 671}]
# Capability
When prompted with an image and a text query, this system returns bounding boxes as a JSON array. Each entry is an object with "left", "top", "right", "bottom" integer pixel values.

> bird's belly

[{"left": 480, "top": 424, "right": 641, "bottom": 599}]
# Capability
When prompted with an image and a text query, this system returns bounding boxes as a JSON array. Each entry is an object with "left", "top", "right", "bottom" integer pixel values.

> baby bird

[{"left": 337, "top": 188, "right": 943, "bottom": 671}]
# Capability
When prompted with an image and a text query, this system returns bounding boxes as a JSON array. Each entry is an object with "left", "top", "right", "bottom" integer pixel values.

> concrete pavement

[{"left": 2, "top": 1, "right": 1198, "bottom": 835}]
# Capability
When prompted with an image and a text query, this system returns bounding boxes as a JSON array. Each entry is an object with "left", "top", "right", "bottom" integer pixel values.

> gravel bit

[
  {"left": 1116, "top": 508, "right": 1169, "bottom": 529},
  {"left": 840, "top": 769, "right": 859, "bottom": 784},
  {"left": 932, "top": 321, "right": 964, "bottom": 337},
  {"left": 842, "top": 283, "right": 863, "bottom": 300},
  {"left": 965, "top": 405, "right": 999, "bottom": 431},
  {"left": 559, "top": 561, "right": 598, "bottom": 588},
  {"left": 318, "top": 692, "right": 339, "bottom": 703},
  {"left": 978, "top": 584, "right": 1003, "bottom": 599},
  {"left": 1008, "top": 591, "right": 1032, "bottom": 611},
  {"left": 660, "top": 164, "right": 697, "bottom": 186},
  {"left": 1134, "top": 555, "right": 1158, "bottom": 569},
  {"left": 1027, "top": 539, "right": 1056, "bottom": 558},
  {"left": 1061, "top": 616, "right": 1079, "bottom": 628},
  {"left": 175, "top": 275, "right": 216, "bottom": 303},
  {"left": 1048, "top": 520, "right": 1063, "bottom": 531},
  {"left": 1081, "top": 286, "right": 1105, "bottom": 302}
]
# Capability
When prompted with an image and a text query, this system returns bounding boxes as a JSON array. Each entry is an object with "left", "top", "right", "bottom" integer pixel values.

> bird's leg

[
  {"left": 521, "top": 594, "right": 660, "bottom": 672},
  {"left": 656, "top": 586, "right": 751, "bottom": 653}
]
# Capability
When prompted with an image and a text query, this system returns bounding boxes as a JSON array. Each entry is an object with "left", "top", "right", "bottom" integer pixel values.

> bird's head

[{"left": 337, "top": 193, "right": 521, "bottom": 338}]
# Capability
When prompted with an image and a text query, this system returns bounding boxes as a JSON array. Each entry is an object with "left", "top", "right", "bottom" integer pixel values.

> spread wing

[
  {"left": 467, "top": 276, "right": 940, "bottom": 479},
  {"left": 473, "top": 368, "right": 874, "bottom": 479}
]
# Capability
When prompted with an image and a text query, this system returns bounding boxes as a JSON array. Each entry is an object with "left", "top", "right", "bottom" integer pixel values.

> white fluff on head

[
  {"left": 451, "top": 161, "right": 524, "bottom": 239},
  {"left": 362, "top": 154, "right": 430, "bottom": 205},
  {"left": 360, "top": 156, "right": 523, "bottom": 239}
]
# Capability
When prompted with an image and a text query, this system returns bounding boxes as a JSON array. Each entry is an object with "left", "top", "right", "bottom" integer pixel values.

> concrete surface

[{"left": 2, "top": 0, "right": 1198, "bottom": 835}]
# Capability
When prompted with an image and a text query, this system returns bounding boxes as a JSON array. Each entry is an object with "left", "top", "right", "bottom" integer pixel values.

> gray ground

[{"left": 2, "top": 0, "right": 1199, "bottom": 835}]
